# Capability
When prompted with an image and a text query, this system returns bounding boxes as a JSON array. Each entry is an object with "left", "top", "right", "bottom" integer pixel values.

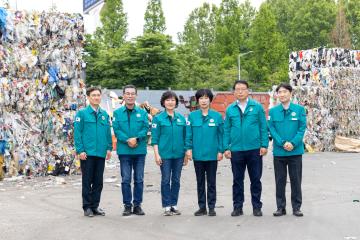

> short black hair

[
  {"left": 195, "top": 89, "right": 214, "bottom": 102},
  {"left": 160, "top": 91, "right": 179, "bottom": 108},
  {"left": 86, "top": 86, "right": 101, "bottom": 96},
  {"left": 276, "top": 83, "right": 293, "bottom": 93},
  {"left": 233, "top": 80, "right": 249, "bottom": 90},
  {"left": 123, "top": 84, "right": 137, "bottom": 94}
]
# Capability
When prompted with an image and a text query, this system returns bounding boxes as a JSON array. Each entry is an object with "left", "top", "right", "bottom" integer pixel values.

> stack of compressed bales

[
  {"left": 287, "top": 48, "right": 360, "bottom": 151},
  {"left": 0, "top": 7, "right": 86, "bottom": 177}
]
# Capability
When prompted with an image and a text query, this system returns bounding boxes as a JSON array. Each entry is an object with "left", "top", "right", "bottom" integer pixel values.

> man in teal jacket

[
  {"left": 74, "top": 86, "right": 112, "bottom": 217},
  {"left": 112, "top": 85, "right": 149, "bottom": 216},
  {"left": 268, "top": 83, "right": 306, "bottom": 217},
  {"left": 224, "top": 80, "right": 268, "bottom": 217}
]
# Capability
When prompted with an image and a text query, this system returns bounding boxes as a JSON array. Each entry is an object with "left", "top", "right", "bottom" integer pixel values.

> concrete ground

[{"left": 0, "top": 150, "right": 359, "bottom": 240}]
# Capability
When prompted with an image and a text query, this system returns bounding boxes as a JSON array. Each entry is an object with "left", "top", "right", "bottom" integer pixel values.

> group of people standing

[{"left": 74, "top": 80, "right": 306, "bottom": 218}]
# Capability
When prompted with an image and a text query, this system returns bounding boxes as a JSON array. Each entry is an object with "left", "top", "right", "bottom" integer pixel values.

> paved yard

[{"left": 0, "top": 150, "right": 359, "bottom": 240}]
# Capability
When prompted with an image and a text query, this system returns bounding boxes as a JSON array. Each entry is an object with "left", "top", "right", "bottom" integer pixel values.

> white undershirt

[{"left": 237, "top": 98, "right": 249, "bottom": 113}]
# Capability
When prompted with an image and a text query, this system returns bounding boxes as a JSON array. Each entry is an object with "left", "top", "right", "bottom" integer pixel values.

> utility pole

[{"left": 238, "top": 51, "right": 253, "bottom": 81}]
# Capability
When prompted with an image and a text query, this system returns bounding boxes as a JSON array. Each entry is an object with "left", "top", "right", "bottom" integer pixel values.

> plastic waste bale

[{"left": 0, "top": 7, "right": 86, "bottom": 177}]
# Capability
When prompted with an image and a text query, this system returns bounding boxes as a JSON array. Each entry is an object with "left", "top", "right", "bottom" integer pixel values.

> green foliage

[
  {"left": 85, "top": 0, "right": 359, "bottom": 92},
  {"left": 144, "top": 0, "right": 166, "bottom": 34},
  {"left": 130, "top": 33, "right": 178, "bottom": 89},
  {"left": 345, "top": 0, "right": 360, "bottom": 49},
  {"left": 95, "top": 0, "right": 128, "bottom": 48},
  {"left": 288, "top": 0, "right": 337, "bottom": 50},
  {"left": 331, "top": 0, "right": 352, "bottom": 49},
  {"left": 248, "top": 3, "right": 288, "bottom": 90},
  {"left": 179, "top": 3, "right": 217, "bottom": 59}
]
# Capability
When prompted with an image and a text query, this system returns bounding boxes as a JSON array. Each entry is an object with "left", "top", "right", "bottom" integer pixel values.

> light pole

[{"left": 238, "top": 51, "right": 253, "bottom": 81}]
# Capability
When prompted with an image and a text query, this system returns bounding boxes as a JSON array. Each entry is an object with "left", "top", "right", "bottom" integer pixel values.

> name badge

[
  {"left": 291, "top": 118, "right": 298, "bottom": 121},
  {"left": 209, "top": 123, "right": 216, "bottom": 127},
  {"left": 136, "top": 113, "right": 141, "bottom": 118}
]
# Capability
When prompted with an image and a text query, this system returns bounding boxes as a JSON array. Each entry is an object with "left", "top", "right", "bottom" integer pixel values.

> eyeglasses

[
  {"left": 124, "top": 92, "right": 136, "bottom": 96},
  {"left": 234, "top": 88, "right": 248, "bottom": 92}
]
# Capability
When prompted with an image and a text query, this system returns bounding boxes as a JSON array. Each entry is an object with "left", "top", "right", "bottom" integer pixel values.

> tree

[
  {"left": 130, "top": 33, "right": 178, "bottom": 89},
  {"left": 288, "top": 0, "right": 336, "bottom": 50},
  {"left": 95, "top": 0, "right": 128, "bottom": 48},
  {"left": 143, "top": 0, "right": 166, "bottom": 34},
  {"left": 84, "top": 34, "right": 103, "bottom": 86},
  {"left": 266, "top": 0, "right": 301, "bottom": 48},
  {"left": 85, "top": 41, "right": 135, "bottom": 88},
  {"left": 178, "top": 3, "right": 218, "bottom": 59},
  {"left": 331, "top": 0, "right": 352, "bottom": 49},
  {"left": 85, "top": 0, "right": 128, "bottom": 86},
  {"left": 248, "top": 3, "right": 288, "bottom": 90},
  {"left": 214, "top": 0, "right": 255, "bottom": 58},
  {"left": 175, "top": 45, "right": 228, "bottom": 90},
  {"left": 345, "top": 0, "right": 360, "bottom": 49}
]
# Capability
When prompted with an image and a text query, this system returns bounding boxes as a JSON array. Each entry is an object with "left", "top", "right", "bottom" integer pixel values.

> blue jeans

[
  {"left": 160, "top": 158, "right": 183, "bottom": 208},
  {"left": 118, "top": 154, "right": 146, "bottom": 207},
  {"left": 231, "top": 149, "right": 263, "bottom": 210}
]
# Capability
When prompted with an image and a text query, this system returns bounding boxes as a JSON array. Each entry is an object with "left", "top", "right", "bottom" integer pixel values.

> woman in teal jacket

[
  {"left": 185, "top": 89, "right": 224, "bottom": 216},
  {"left": 151, "top": 91, "right": 187, "bottom": 216}
]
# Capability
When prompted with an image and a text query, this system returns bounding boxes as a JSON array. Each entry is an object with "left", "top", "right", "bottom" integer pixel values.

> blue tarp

[
  {"left": 0, "top": 140, "right": 6, "bottom": 155},
  {"left": 0, "top": 7, "right": 7, "bottom": 33}
]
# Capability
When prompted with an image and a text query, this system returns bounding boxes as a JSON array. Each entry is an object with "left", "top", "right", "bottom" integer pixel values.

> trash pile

[
  {"left": 288, "top": 48, "right": 360, "bottom": 151},
  {"left": 0, "top": 7, "right": 86, "bottom": 178}
]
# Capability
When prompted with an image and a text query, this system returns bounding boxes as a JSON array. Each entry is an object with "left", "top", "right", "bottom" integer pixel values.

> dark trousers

[
  {"left": 273, "top": 155, "right": 302, "bottom": 210},
  {"left": 119, "top": 154, "right": 146, "bottom": 207},
  {"left": 231, "top": 149, "right": 263, "bottom": 210},
  {"left": 194, "top": 160, "right": 218, "bottom": 209},
  {"left": 80, "top": 156, "right": 105, "bottom": 211},
  {"left": 160, "top": 158, "right": 183, "bottom": 207}
]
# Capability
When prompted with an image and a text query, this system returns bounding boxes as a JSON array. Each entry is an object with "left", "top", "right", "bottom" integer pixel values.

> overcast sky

[{"left": 6, "top": 0, "right": 264, "bottom": 41}]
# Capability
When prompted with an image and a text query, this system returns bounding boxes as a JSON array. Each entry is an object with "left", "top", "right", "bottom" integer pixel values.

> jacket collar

[
  {"left": 121, "top": 105, "right": 141, "bottom": 113},
  {"left": 159, "top": 110, "right": 181, "bottom": 120},
  {"left": 231, "top": 98, "right": 256, "bottom": 108},
  {"left": 194, "top": 109, "right": 217, "bottom": 118},
  {"left": 86, "top": 105, "right": 103, "bottom": 114},
  {"left": 280, "top": 102, "right": 295, "bottom": 112}
]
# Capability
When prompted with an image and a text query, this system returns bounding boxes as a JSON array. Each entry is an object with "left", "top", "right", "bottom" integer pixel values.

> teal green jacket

[
  {"left": 112, "top": 106, "right": 149, "bottom": 155},
  {"left": 74, "top": 105, "right": 112, "bottom": 158},
  {"left": 224, "top": 98, "right": 269, "bottom": 151},
  {"left": 151, "top": 111, "right": 186, "bottom": 159},
  {"left": 185, "top": 109, "right": 224, "bottom": 161},
  {"left": 268, "top": 103, "right": 307, "bottom": 156}
]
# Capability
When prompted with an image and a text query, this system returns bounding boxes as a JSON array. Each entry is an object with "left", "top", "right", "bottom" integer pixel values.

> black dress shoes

[
  {"left": 208, "top": 208, "right": 216, "bottom": 216},
  {"left": 293, "top": 209, "right": 304, "bottom": 217},
  {"left": 273, "top": 208, "right": 286, "bottom": 216},
  {"left": 231, "top": 208, "right": 243, "bottom": 217},
  {"left": 194, "top": 208, "right": 207, "bottom": 216},
  {"left": 123, "top": 205, "right": 132, "bottom": 216},
  {"left": 133, "top": 206, "right": 145, "bottom": 215},
  {"left": 253, "top": 208, "right": 263, "bottom": 217}
]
